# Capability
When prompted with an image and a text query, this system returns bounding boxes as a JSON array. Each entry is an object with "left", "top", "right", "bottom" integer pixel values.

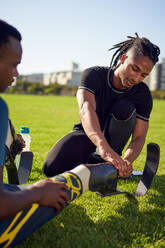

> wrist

[
  {"left": 98, "top": 138, "right": 112, "bottom": 152},
  {"left": 88, "top": 132, "right": 105, "bottom": 148},
  {"left": 27, "top": 184, "right": 43, "bottom": 204}
]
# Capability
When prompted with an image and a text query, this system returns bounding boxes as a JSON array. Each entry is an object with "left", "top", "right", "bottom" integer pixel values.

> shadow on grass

[
  {"left": 145, "top": 174, "right": 165, "bottom": 208},
  {"left": 122, "top": 174, "right": 165, "bottom": 208},
  {"left": 17, "top": 174, "right": 165, "bottom": 248}
]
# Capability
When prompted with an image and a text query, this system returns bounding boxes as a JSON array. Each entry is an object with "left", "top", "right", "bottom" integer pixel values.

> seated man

[
  {"left": 43, "top": 33, "right": 160, "bottom": 178},
  {"left": 0, "top": 19, "right": 117, "bottom": 247}
]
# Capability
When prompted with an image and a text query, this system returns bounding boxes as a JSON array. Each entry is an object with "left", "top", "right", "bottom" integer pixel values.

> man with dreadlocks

[
  {"left": 43, "top": 33, "right": 160, "bottom": 178},
  {"left": 0, "top": 19, "right": 120, "bottom": 247}
]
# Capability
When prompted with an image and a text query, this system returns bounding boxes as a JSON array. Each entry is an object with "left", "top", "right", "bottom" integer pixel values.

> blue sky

[{"left": 1, "top": 0, "right": 165, "bottom": 74}]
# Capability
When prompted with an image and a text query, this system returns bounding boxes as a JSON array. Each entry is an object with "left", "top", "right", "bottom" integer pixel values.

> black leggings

[
  {"left": 43, "top": 131, "right": 97, "bottom": 177},
  {"left": 43, "top": 100, "right": 136, "bottom": 177}
]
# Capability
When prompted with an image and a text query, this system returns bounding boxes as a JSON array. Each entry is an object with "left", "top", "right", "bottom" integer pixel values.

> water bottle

[
  {"left": 20, "top": 127, "right": 31, "bottom": 151},
  {"left": 16, "top": 126, "right": 31, "bottom": 168}
]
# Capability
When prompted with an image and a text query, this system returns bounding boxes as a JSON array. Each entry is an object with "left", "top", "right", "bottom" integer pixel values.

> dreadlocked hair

[{"left": 109, "top": 33, "right": 160, "bottom": 68}]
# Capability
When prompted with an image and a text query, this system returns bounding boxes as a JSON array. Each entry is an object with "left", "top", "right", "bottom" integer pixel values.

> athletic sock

[{"left": 70, "top": 165, "right": 90, "bottom": 193}]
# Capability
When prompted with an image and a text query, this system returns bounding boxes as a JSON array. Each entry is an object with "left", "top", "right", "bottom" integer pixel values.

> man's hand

[
  {"left": 16, "top": 134, "right": 25, "bottom": 152},
  {"left": 122, "top": 159, "right": 133, "bottom": 178},
  {"left": 99, "top": 147, "right": 133, "bottom": 178},
  {"left": 30, "top": 179, "right": 69, "bottom": 212}
]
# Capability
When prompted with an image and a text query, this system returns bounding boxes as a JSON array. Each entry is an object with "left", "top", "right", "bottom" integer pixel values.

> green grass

[{"left": 1, "top": 94, "right": 165, "bottom": 248}]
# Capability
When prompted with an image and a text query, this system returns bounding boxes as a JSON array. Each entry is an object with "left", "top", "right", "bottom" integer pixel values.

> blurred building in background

[
  {"left": 144, "top": 57, "right": 165, "bottom": 90},
  {"left": 17, "top": 61, "right": 81, "bottom": 86},
  {"left": 18, "top": 58, "right": 165, "bottom": 90}
]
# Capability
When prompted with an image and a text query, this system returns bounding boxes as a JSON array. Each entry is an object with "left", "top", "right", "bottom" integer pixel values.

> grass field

[{"left": 1, "top": 94, "right": 165, "bottom": 248}]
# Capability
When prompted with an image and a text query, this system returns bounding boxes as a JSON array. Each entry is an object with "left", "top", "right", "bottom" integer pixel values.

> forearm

[
  {"left": 77, "top": 90, "right": 122, "bottom": 167},
  {"left": 0, "top": 185, "right": 41, "bottom": 220},
  {"left": 80, "top": 101, "right": 110, "bottom": 150},
  {"left": 123, "top": 136, "right": 146, "bottom": 164}
]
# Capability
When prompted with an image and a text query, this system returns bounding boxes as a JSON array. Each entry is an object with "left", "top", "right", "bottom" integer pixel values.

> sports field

[{"left": 2, "top": 94, "right": 165, "bottom": 248}]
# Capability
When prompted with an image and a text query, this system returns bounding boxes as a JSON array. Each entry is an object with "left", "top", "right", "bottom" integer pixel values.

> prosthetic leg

[
  {"left": 92, "top": 143, "right": 160, "bottom": 197},
  {"left": 54, "top": 142, "right": 160, "bottom": 199},
  {"left": 134, "top": 143, "right": 160, "bottom": 196},
  {"left": 5, "top": 120, "right": 33, "bottom": 185}
]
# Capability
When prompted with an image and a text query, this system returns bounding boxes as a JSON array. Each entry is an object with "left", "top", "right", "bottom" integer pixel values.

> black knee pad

[{"left": 104, "top": 100, "right": 136, "bottom": 155}]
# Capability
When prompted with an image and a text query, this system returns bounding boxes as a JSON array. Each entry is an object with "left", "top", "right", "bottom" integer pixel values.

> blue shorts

[{"left": 0, "top": 173, "right": 83, "bottom": 247}]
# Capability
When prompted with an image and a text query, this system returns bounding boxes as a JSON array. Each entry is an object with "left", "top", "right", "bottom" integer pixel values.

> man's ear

[{"left": 120, "top": 54, "right": 127, "bottom": 64}]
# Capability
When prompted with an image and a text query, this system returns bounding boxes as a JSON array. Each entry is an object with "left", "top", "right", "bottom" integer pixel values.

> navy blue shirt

[{"left": 0, "top": 98, "right": 8, "bottom": 167}]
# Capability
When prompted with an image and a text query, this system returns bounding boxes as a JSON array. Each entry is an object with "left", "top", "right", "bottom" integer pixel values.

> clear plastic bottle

[
  {"left": 20, "top": 127, "right": 31, "bottom": 151},
  {"left": 16, "top": 126, "right": 31, "bottom": 168}
]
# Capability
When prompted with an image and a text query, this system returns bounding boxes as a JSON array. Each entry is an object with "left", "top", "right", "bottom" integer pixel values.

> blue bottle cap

[{"left": 20, "top": 126, "right": 30, "bottom": 134}]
